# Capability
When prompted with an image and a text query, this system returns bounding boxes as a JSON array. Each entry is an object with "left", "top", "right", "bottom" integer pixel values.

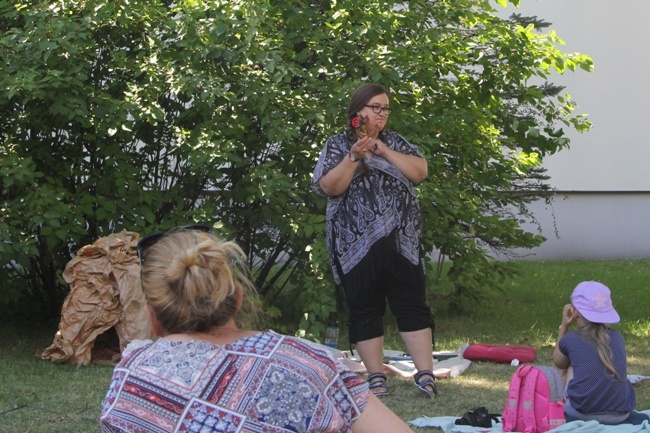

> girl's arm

[{"left": 553, "top": 304, "right": 574, "bottom": 369}]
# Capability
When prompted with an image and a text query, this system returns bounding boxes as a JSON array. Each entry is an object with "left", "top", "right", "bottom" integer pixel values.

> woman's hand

[
  {"left": 350, "top": 136, "right": 374, "bottom": 160},
  {"left": 368, "top": 138, "right": 387, "bottom": 156}
]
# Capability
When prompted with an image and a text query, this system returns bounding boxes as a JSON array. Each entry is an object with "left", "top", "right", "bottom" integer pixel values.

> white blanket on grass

[
  {"left": 323, "top": 346, "right": 472, "bottom": 378},
  {"left": 409, "top": 411, "right": 650, "bottom": 432}
]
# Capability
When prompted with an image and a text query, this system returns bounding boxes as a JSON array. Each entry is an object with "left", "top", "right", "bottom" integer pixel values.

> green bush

[{"left": 0, "top": 0, "right": 592, "bottom": 338}]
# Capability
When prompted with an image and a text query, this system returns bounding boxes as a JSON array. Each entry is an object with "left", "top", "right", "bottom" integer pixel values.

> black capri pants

[{"left": 337, "top": 236, "right": 433, "bottom": 344}]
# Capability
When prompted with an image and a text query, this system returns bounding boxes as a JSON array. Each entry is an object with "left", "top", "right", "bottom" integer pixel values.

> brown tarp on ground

[{"left": 40, "top": 230, "right": 153, "bottom": 365}]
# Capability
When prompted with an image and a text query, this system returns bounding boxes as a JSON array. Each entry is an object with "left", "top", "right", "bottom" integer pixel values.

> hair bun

[{"left": 140, "top": 230, "right": 261, "bottom": 334}]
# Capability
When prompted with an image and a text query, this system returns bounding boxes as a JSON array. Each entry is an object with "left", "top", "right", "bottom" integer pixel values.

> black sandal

[
  {"left": 414, "top": 370, "right": 438, "bottom": 398},
  {"left": 367, "top": 373, "right": 389, "bottom": 397}
]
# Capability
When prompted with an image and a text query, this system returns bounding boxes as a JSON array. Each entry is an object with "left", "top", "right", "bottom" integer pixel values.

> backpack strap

[
  {"left": 519, "top": 366, "right": 540, "bottom": 433},
  {"left": 502, "top": 365, "right": 527, "bottom": 431}
]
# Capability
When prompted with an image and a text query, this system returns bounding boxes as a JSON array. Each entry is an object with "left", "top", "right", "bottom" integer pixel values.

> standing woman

[{"left": 312, "top": 83, "right": 436, "bottom": 398}]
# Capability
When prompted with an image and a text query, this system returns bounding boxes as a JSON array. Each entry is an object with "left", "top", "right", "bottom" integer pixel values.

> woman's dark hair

[{"left": 346, "top": 83, "right": 390, "bottom": 129}]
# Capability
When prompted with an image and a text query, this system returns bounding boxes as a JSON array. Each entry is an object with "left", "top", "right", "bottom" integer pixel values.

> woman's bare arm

[
  {"left": 318, "top": 136, "right": 373, "bottom": 196},
  {"left": 370, "top": 138, "right": 427, "bottom": 183},
  {"left": 352, "top": 393, "right": 414, "bottom": 433}
]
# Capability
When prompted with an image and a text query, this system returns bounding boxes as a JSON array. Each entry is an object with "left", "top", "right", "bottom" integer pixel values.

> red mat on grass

[{"left": 462, "top": 343, "right": 536, "bottom": 363}]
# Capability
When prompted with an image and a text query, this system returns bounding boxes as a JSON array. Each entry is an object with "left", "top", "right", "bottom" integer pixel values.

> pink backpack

[{"left": 502, "top": 365, "right": 566, "bottom": 433}]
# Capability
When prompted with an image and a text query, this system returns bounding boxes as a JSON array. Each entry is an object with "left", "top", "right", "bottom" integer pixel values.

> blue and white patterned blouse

[
  {"left": 100, "top": 330, "right": 368, "bottom": 432},
  {"left": 312, "top": 130, "right": 424, "bottom": 284}
]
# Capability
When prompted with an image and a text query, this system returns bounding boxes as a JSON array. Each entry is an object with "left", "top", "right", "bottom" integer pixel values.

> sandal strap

[
  {"left": 414, "top": 370, "right": 438, "bottom": 398},
  {"left": 368, "top": 373, "right": 387, "bottom": 382},
  {"left": 414, "top": 370, "right": 435, "bottom": 382},
  {"left": 367, "top": 373, "right": 389, "bottom": 397}
]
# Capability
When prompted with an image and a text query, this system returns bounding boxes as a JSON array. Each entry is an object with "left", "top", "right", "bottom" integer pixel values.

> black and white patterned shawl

[{"left": 312, "top": 130, "right": 424, "bottom": 284}]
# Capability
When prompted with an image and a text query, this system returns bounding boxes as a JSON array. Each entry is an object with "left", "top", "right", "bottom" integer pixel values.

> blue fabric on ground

[{"left": 408, "top": 410, "right": 650, "bottom": 432}]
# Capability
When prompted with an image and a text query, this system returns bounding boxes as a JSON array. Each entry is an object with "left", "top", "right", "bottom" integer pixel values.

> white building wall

[
  {"left": 508, "top": 193, "right": 650, "bottom": 260},
  {"left": 504, "top": 0, "right": 650, "bottom": 192},
  {"left": 499, "top": 0, "right": 650, "bottom": 260}
]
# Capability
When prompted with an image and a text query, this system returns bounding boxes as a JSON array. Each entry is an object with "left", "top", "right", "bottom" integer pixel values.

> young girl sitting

[{"left": 553, "top": 281, "right": 649, "bottom": 425}]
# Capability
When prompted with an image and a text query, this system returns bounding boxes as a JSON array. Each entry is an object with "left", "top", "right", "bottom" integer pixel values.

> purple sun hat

[{"left": 571, "top": 281, "right": 620, "bottom": 324}]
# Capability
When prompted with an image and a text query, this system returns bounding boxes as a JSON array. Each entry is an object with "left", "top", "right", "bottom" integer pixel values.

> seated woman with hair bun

[{"left": 100, "top": 225, "right": 414, "bottom": 433}]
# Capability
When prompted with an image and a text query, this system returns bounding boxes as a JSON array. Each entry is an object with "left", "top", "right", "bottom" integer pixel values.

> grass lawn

[
  {"left": 0, "top": 320, "right": 112, "bottom": 433},
  {"left": 1, "top": 259, "right": 649, "bottom": 432}
]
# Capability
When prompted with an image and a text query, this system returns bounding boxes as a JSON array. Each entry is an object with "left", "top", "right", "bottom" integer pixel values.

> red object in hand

[{"left": 355, "top": 115, "right": 377, "bottom": 139}]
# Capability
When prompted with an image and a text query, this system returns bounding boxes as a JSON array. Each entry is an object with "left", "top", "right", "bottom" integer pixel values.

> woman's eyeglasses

[
  {"left": 365, "top": 105, "right": 392, "bottom": 115},
  {"left": 137, "top": 224, "right": 214, "bottom": 263}
]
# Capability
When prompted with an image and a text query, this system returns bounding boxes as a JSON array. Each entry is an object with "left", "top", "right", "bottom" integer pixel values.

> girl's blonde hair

[
  {"left": 579, "top": 322, "right": 622, "bottom": 380},
  {"left": 140, "top": 230, "right": 260, "bottom": 334}
]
